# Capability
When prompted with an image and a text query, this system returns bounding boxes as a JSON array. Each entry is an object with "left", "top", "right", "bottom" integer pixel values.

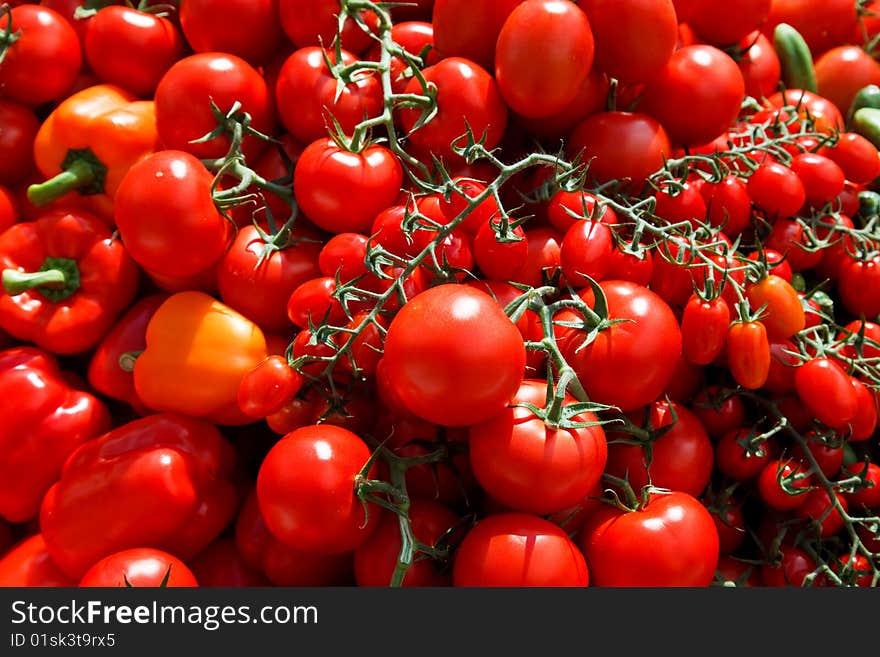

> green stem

[
  {"left": 2, "top": 269, "right": 66, "bottom": 295},
  {"left": 27, "top": 158, "right": 98, "bottom": 207}
]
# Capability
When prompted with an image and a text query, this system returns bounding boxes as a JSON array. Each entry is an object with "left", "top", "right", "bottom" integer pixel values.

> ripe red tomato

[
  {"left": 746, "top": 274, "right": 805, "bottom": 340},
  {"left": 687, "top": 0, "right": 771, "bottom": 45},
  {"left": 565, "top": 280, "right": 683, "bottom": 412},
  {"left": 690, "top": 387, "right": 746, "bottom": 439},
  {"left": 0, "top": 100, "right": 38, "bottom": 187},
  {"left": 714, "top": 428, "right": 772, "bottom": 480},
  {"left": 381, "top": 284, "right": 526, "bottom": 426},
  {"left": 453, "top": 513, "right": 589, "bottom": 587},
  {"left": 256, "top": 424, "right": 381, "bottom": 555},
  {"left": 79, "top": 548, "right": 198, "bottom": 587},
  {"left": 581, "top": 492, "right": 719, "bottom": 586},
  {"left": 0, "top": 534, "right": 76, "bottom": 587},
  {"left": 294, "top": 138, "right": 402, "bottom": 234},
  {"left": 838, "top": 255, "right": 880, "bottom": 319},
  {"left": 681, "top": 295, "right": 730, "bottom": 365},
  {"left": 495, "top": 0, "right": 594, "bottom": 119},
  {"left": 737, "top": 32, "right": 781, "bottom": 101},
  {"left": 238, "top": 355, "right": 304, "bottom": 419},
  {"left": 179, "top": 0, "right": 284, "bottom": 67},
  {"left": 639, "top": 45, "right": 745, "bottom": 147},
  {"left": 578, "top": 0, "right": 678, "bottom": 84},
  {"left": 278, "top": 0, "right": 378, "bottom": 54},
  {"left": 794, "top": 357, "right": 858, "bottom": 430},
  {"left": 757, "top": 459, "right": 811, "bottom": 511},
  {"left": 431, "top": 0, "right": 524, "bottom": 70},
  {"left": 469, "top": 379, "right": 608, "bottom": 515},
  {"left": 764, "top": 0, "right": 858, "bottom": 56},
  {"left": 727, "top": 321, "right": 771, "bottom": 390},
  {"left": 559, "top": 219, "right": 614, "bottom": 287}
]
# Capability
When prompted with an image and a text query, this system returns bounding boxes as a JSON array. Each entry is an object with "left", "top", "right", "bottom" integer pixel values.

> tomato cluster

[{"left": 1, "top": 0, "right": 880, "bottom": 589}]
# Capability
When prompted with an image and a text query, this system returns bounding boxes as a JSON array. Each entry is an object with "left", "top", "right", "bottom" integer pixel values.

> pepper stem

[
  {"left": 2, "top": 257, "right": 81, "bottom": 302},
  {"left": 27, "top": 149, "right": 107, "bottom": 207}
]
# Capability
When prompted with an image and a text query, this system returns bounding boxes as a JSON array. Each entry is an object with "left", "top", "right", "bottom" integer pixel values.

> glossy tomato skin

[
  {"left": 79, "top": 548, "right": 198, "bottom": 587},
  {"left": 115, "top": 150, "right": 232, "bottom": 279},
  {"left": 237, "top": 355, "right": 303, "bottom": 419},
  {"left": 687, "top": 0, "right": 771, "bottom": 45},
  {"left": 566, "top": 281, "right": 682, "bottom": 412},
  {"left": 257, "top": 424, "right": 380, "bottom": 555},
  {"left": 294, "top": 139, "right": 403, "bottom": 234},
  {"left": 382, "top": 284, "right": 526, "bottom": 427},
  {"left": 154, "top": 53, "right": 275, "bottom": 162},
  {"left": 727, "top": 322, "right": 771, "bottom": 390},
  {"left": 794, "top": 358, "right": 858, "bottom": 430},
  {"left": 681, "top": 295, "right": 730, "bottom": 365},
  {"left": 432, "top": 0, "right": 523, "bottom": 70},
  {"left": 578, "top": 0, "right": 678, "bottom": 84},
  {"left": 469, "top": 379, "right": 608, "bottom": 515},
  {"left": 581, "top": 492, "right": 719, "bottom": 587},
  {"left": 279, "top": 0, "right": 378, "bottom": 54},
  {"left": 0, "top": 100, "right": 39, "bottom": 186},
  {"left": 737, "top": 32, "right": 781, "bottom": 101},
  {"left": 180, "top": 0, "right": 284, "bottom": 67},
  {"left": 639, "top": 45, "right": 746, "bottom": 147},
  {"left": 453, "top": 513, "right": 589, "bottom": 587},
  {"left": 495, "top": 0, "right": 594, "bottom": 119},
  {"left": 0, "top": 534, "right": 76, "bottom": 587},
  {"left": 714, "top": 428, "right": 771, "bottom": 480},
  {"left": 0, "top": 5, "right": 82, "bottom": 106},
  {"left": 84, "top": 6, "right": 185, "bottom": 97}
]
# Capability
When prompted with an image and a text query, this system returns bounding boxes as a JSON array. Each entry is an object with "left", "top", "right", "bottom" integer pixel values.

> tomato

[
  {"left": 275, "top": 47, "right": 382, "bottom": 146},
  {"left": 257, "top": 424, "right": 381, "bottom": 555},
  {"left": 469, "top": 379, "right": 607, "bottom": 515},
  {"left": 79, "top": 548, "right": 198, "bottom": 587},
  {"left": 238, "top": 355, "right": 304, "bottom": 419},
  {"left": 727, "top": 321, "right": 771, "bottom": 390},
  {"left": 789, "top": 152, "right": 846, "bottom": 209},
  {"left": 84, "top": 6, "right": 184, "bottom": 97},
  {"left": 606, "top": 245, "right": 654, "bottom": 287},
  {"left": 366, "top": 21, "right": 440, "bottom": 95},
  {"left": 399, "top": 57, "right": 508, "bottom": 163},
  {"left": 114, "top": 150, "right": 232, "bottom": 279},
  {"left": 188, "top": 538, "right": 270, "bottom": 587},
  {"left": 763, "top": 337, "right": 799, "bottom": 394},
  {"left": 578, "top": 0, "right": 677, "bottom": 84},
  {"left": 278, "top": 0, "right": 378, "bottom": 54},
  {"left": 820, "top": 133, "right": 880, "bottom": 185},
  {"left": 844, "top": 462, "right": 880, "bottom": 511},
  {"left": 431, "top": 0, "right": 524, "bottom": 70},
  {"left": 794, "top": 357, "right": 858, "bottom": 430},
  {"left": 764, "top": 0, "right": 858, "bottom": 56},
  {"left": 217, "top": 225, "right": 322, "bottom": 332},
  {"left": 382, "top": 284, "right": 525, "bottom": 426},
  {"left": 509, "top": 226, "right": 563, "bottom": 287},
  {"left": 747, "top": 275, "right": 805, "bottom": 340},
  {"left": 791, "top": 434, "right": 843, "bottom": 478},
  {"left": 795, "top": 488, "right": 848, "bottom": 538},
  {"left": 845, "top": 377, "right": 878, "bottom": 442},
  {"left": 815, "top": 45, "right": 880, "bottom": 116},
  {"left": 567, "top": 112, "right": 671, "bottom": 187},
  {"left": 707, "top": 497, "right": 747, "bottom": 555},
  {"left": 653, "top": 180, "right": 707, "bottom": 226},
  {"left": 0, "top": 534, "right": 75, "bottom": 587},
  {"left": 294, "top": 138, "right": 403, "bottom": 234},
  {"left": 639, "top": 45, "right": 745, "bottom": 147},
  {"left": 764, "top": 89, "right": 844, "bottom": 134},
  {"left": 453, "top": 513, "right": 589, "bottom": 587},
  {"left": 559, "top": 220, "right": 614, "bottom": 287},
  {"left": 757, "top": 460, "right": 811, "bottom": 511},
  {"left": 761, "top": 545, "right": 820, "bottom": 587},
  {"left": 691, "top": 387, "right": 746, "bottom": 439},
  {"left": 514, "top": 70, "right": 609, "bottom": 140},
  {"left": 354, "top": 499, "right": 461, "bottom": 587},
  {"left": 546, "top": 190, "right": 617, "bottom": 234},
  {"left": 714, "top": 427, "right": 772, "bottom": 480},
  {"left": 838, "top": 255, "right": 880, "bottom": 320},
  {"left": 0, "top": 100, "right": 38, "bottom": 186},
  {"left": 495, "top": 0, "right": 594, "bottom": 119},
  {"left": 580, "top": 492, "right": 719, "bottom": 587},
  {"left": 737, "top": 31, "right": 781, "bottom": 101},
  {"left": 154, "top": 53, "right": 275, "bottom": 162},
  {"left": 715, "top": 556, "right": 763, "bottom": 587},
  {"left": 563, "top": 281, "right": 682, "bottom": 412},
  {"left": 180, "top": 0, "right": 284, "bottom": 67},
  {"left": 473, "top": 219, "right": 528, "bottom": 281},
  {"left": 681, "top": 295, "right": 730, "bottom": 365},
  {"left": 605, "top": 401, "right": 714, "bottom": 498},
  {"left": 0, "top": 5, "right": 82, "bottom": 106},
  {"left": 831, "top": 553, "right": 874, "bottom": 587},
  {"left": 687, "top": 0, "right": 771, "bottom": 45},
  {"left": 703, "top": 175, "right": 752, "bottom": 238}
]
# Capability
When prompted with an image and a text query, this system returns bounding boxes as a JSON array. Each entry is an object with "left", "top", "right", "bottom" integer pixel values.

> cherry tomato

[
  {"left": 79, "top": 548, "right": 198, "bottom": 587},
  {"left": 794, "top": 357, "right": 858, "bottom": 430},
  {"left": 727, "top": 321, "right": 771, "bottom": 390},
  {"left": 681, "top": 295, "right": 730, "bottom": 365}
]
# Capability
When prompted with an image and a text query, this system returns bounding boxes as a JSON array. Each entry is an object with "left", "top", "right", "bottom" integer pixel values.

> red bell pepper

[
  {"left": 87, "top": 293, "right": 168, "bottom": 415},
  {"left": 40, "top": 412, "right": 239, "bottom": 579},
  {"left": 0, "top": 346, "right": 111, "bottom": 523},
  {"left": 0, "top": 209, "right": 140, "bottom": 354},
  {"left": 0, "top": 534, "right": 76, "bottom": 587}
]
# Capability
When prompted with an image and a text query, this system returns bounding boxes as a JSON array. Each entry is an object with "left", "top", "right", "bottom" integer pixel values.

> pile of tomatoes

[{"left": 1, "top": 0, "right": 880, "bottom": 588}]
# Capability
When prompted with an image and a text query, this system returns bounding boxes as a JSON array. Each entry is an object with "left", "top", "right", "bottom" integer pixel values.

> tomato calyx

[
  {"left": 0, "top": 4, "right": 21, "bottom": 64},
  {"left": 2, "top": 256, "right": 81, "bottom": 302}
]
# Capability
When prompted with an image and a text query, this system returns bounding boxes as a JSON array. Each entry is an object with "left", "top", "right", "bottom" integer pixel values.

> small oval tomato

[
  {"left": 838, "top": 255, "right": 880, "bottom": 320},
  {"left": 714, "top": 427, "right": 772, "bottom": 481},
  {"left": 794, "top": 357, "right": 858, "bottom": 430},
  {"left": 844, "top": 462, "right": 880, "bottom": 511},
  {"left": 681, "top": 295, "right": 730, "bottom": 365},
  {"left": 453, "top": 513, "right": 589, "bottom": 587},
  {"left": 238, "top": 355, "right": 304, "bottom": 419},
  {"left": 690, "top": 387, "right": 746, "bottom": 439},
  {"left": 747, "top": 162, "right": 806, "bottom": 220},
  {"left": 580, "top": 491, "right": 719, "bottom": 587},
  {"left": 761, "top": 545, "right": 820, "bottom": 587},
  {"left": 726, "top": 321, "right": 770, "bottom": 390},
  {"left": 757, "top": 460, "right": 811, "bottom": 511},
  {"left": 795, "top": 488, "right": 848, "bottom": 538},
  {"left": 560, "top": 219, "right": 614, "bottom": 287},
  {"left": 79, "top": 548, "right": 198, "bottom": 587},
  {"left": 747, "top": 275, "right": 805, "bottom": 340}
]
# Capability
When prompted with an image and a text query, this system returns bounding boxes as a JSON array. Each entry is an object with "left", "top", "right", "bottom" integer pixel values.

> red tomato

[
  {"left": 605, "top": 401, "right": 714, "bottom": 498},
  {"left": 275, "top": 47, "right": 382, "bottom": 146},
  {"left": 238, "top": 355, "right": 303, "bottom": 419},
  {"left": 789, "top": 152, "right": 846, "bottom": 209},
  {"left": 431, "top": 0, "right": 524, "bottom": 70},
  {"left": 188, "top": 538, "right": 270, "bottom": 587},
  {"left": 0, "top": 101, "right": 38, "bottom": 186},
  {"left": 639, "top": 45, "right": 745, "bottom": 147},
  {"left": 763, "top": 219, "right": 822, "bottom": 272},
  {"left": 703, "top": 175, "right": 752, "bottom": 238},
  {"left": 820, "top": 133, "right": 880, "bottom": 185},
  {"left": 79, "top": 548, "right": 198, "bottom": 587},
  {"left": 0, "top": 534, "right": 75, "bottom": 587},
  {"left": 514, "top": 70, "right": 610, "bottom": 140},
  {"left": 737, "top": 31, "right": 781, "bottom": 100},
  {"left": 0, "top": 5, "right": 82, "bottom": 106},
  {"left": 469, "top": 379, "right": 608, "bottom": 515},
  {"left": 278, "top": 0, "right": 378, "bottom": 54},
  {"left": 844, "top": 462, "right": 880, "bottom": 511},
  {"left": 294, "top": 138, "right": 402, "bottom": 234},
  {"left": 747, "top": 275, "right": 805, "bottom": 340},
  {"left": 256, "top": 424, "right": 381, "bottom": 555},
  {"left": 838, "top": 255, "right": 880, "bottom": 320},
  {"left": 453, "top": 513, "right": 589, "bottom": 587},
  {"left": 578, "top": 0, "right": 678, "bottom": 84},
  {"left": 764, "top": 89, "right": 844, "bottom": 134},
  {"left": 714, "top": 427, "right": 772, "bottom": 480},
  {"left": 565, "top": 281, "right": 683, "bottom": 412},
  {"left": 764, "top": 0, "right": 858, "bottom": 56},
  {"left": 399, "top": 57, "right": 508, "bottom": 163},
  {"left": 681, "top": 295, "right": 730, "bottom": 365},
  {"left": 690, "top": 387, "right": 746, "bottom": 439},
  {"left": 580, "top": 492, "right": 719, "bottom": 586},
  {"left": 382, "top": 284, "right": 525, "bottom": 426},
  {"left": 154, "top": 52, "right": 275, "bottom": 162},
  {"left": 180, "top": 0, "right": 284, "bottom": 66},
  {"left": 757, "top": 460, "right": 811, "bottom": 511},
  {"left": 795, "top": 488, "right": 848, "bottom": 538},
  {"left": 794, "top": 358, "right": 858, "bottom": 430},
  {"left": 473, "top": 220, "right": 528, "bottom": 281},
  {"left": 495, "top": 0, "right": 594, "bottom": 119},
  {"left": 567, "top": 112, "right": 671, "bottom": 187},
  {"left": 354, "top": 499, "right": 461, "bottom": 587},
  {"left": 559, "top": 220, "right": 614, "bottom": 287},
  {"left": 687, "top": 0, "right": 771, "bottom": 45},
  {"left": 761, "top": 544, "right": 820, "bottom": 587},
  {"left": 727, "top": 321, "right": 771, "bottom": 390},
  {"left": 84, "top": 6, "right": 185, "bottom": 97}
]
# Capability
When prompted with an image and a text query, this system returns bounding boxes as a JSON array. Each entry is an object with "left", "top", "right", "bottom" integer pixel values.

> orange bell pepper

[
  {"left": 133, "top": 291, "right": 269, "bottom": 426},
  {"left": 27, "top": 84, "right": 159, "bottom": 221}
]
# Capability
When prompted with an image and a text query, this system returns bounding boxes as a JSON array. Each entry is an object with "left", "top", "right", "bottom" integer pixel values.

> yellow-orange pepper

[
  {"left": 133, "top": 291, "right": 268, "bottom": 426},
  {"left": 28, "top": 84, "right": 159, "bottom": 221}
]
